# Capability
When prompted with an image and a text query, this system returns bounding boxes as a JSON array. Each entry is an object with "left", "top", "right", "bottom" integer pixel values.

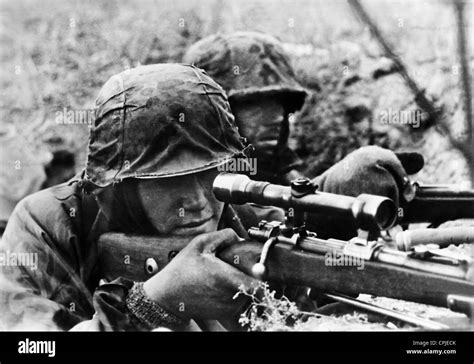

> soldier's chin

[{"left": 172, "top": 219, "right": 216, "bottom": 236}]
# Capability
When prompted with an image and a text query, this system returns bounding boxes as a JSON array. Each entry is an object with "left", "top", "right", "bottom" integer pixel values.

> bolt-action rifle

[{"left": 98, "top": 173, "right": 474, "bottom": 328}]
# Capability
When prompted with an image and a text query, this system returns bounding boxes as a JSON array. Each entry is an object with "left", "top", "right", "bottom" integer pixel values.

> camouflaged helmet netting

[
  {"left": 85, "top": 64, "right": 245, "bottom": 188},
  {"left": 183, "top": 31, "right": 307, "bottom": 112}
]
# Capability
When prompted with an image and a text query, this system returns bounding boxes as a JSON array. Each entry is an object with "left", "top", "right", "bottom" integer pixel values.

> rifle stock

[{"left": 98, "top": 232, "right": 474, "bottom": 310}]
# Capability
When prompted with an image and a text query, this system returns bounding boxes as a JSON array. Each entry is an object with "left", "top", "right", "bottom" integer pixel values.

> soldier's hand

[
  {"left": 143, "top": 228, "right": 258, "bottom": 321},
  {"left": 312, "top": 146, "right": 424, "bottom": 207},
  {"left": 308, "top": 146, "right": 423, "bottom": 239}
]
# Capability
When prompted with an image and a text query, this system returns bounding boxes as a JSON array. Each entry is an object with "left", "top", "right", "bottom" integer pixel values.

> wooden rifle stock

[{"left": 97, "top": 232, "right": 474, "bottom": 310}]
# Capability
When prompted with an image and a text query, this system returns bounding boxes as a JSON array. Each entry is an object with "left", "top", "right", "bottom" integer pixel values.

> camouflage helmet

[
  {"left": 84, "top": 64, "right": 245, "bottom": 188},
  {"left": 183, "top": 31, "right": 307, "bottom": 112}
]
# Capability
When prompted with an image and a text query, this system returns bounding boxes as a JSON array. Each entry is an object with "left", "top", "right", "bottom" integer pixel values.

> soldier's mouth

[
  {"left": 179, "top": 217, "right": 213, "bottom": 228},
  {"left": 171, "top": 216, "right": 216, "bottom": 235}
]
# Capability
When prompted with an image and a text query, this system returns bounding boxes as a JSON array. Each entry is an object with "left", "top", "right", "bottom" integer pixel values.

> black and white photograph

[{"left": 0, "top": 0, "right": 473, "bottom": 359}]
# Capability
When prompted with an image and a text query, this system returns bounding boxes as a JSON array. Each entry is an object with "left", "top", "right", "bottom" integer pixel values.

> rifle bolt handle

[
  {"left": 252, "top": 262, "right": 266, "bottom": 280},
  {"left": 251, "top": 237, "right": 278, "bottom": 280}
]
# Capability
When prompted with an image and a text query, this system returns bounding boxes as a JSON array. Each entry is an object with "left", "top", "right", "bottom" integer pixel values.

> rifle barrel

[
  {"left": 284, "top": 235, "right": 470, "bottom": 280},
  {"left": 400, "top": 184, "right": 474, "bottom": 224}
]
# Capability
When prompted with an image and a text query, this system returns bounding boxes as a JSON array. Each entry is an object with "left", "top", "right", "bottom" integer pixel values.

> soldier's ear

[{"left": 395, "top": 152, "right": 424, "bottom": 175}]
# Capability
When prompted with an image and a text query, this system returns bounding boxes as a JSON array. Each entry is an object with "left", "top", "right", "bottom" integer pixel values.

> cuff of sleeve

[{"left": 125, "top": 282, "right": 187, "bottom": 331}]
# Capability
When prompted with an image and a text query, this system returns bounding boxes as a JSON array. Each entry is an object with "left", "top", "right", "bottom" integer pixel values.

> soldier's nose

[{"left": 179, "top": 175, "right": 208, "bottom": 211}]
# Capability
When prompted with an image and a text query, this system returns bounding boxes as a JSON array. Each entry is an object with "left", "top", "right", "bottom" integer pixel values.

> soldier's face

[
  {"left": 232, "top": 98, "right": 285, "bottom": 149},
  {"left": 137, "top": 169, "right": 224, "bottom": 237}
]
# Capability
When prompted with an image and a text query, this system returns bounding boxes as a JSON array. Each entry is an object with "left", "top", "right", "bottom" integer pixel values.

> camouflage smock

[{"left": 0, "top": 176, "right": 274, "bottom": 331}]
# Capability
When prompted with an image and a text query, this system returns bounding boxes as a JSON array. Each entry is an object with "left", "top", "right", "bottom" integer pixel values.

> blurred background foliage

[{"left": 0, "top": 0, "right": 472, "bottom": 184}]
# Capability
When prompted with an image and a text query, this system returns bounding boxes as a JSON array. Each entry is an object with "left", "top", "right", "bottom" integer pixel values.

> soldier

[
  {"left": 184, "top": 31, "right": 423, "bottom": 238},
  {"left": 183, "top": 31, "right": 307, "bottom": 185},
  {"left": 0, "top": 63, "right": 419, "bottom": 331},
  {"left": 0, "top": 64, "right": 259, "bottom": 331}
]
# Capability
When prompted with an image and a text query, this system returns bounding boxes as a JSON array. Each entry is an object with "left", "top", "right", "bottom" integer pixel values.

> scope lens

[{"left": 376, "top": 199, "right": 397, "bottom": 229}]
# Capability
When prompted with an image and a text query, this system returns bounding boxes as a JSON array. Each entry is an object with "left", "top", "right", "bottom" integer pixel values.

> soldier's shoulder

[
  {"left": 14, "top": 181, "right": 82, "bottom": 221},
  {"left": 3, "top": 182, "right": 86, "bottom": 247}
]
